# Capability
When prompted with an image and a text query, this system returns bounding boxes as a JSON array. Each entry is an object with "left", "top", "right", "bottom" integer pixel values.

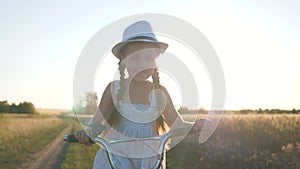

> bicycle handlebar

[
  {"left": 63, "top": 127, "right": 190, "bottom": 169},
  {"left": 64, "top": 126, "right": 191, "bottom": 143},
  {"left": 63, "top": 119, "right": 211, "bottom": 169}
]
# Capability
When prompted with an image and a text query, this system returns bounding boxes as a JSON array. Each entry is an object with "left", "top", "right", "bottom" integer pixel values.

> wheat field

[
  {"left": 168, "top": 114, "right": 300, "bottom": 169},
  {"left": 0, "top": 113, "right": 299, "bottom": 169}
]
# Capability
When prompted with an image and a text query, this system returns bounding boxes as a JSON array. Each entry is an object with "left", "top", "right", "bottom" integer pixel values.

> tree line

[
  {"left": 0, "top": 100, "right": 36, "bottom": 114},
  {"left": 178, "top": 106, "right": 300, "bottom": 114},
  {"left": 236, "top": 108, "right": 299, "bottom": 114}
]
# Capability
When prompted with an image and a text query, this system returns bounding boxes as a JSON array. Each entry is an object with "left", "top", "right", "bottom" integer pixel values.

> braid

[
  {"left": 152, "top": 68, "right": 160, "bottom": 88},
  {"left": 117, "top": 61, "right": 126, "bottom": 101},
  {"left": 152, "top": 68, "right": 167, "bottom": 133},
  {"left": 107, "top": 61, "right": 125, "bottom": 127}
]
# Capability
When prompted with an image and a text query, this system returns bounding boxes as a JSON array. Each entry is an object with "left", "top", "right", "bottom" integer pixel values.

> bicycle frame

[
  {"left": 95, "top": 131, "right": 173, "bottom": 169},
  {"left": 64, "top": 126, "right": 191, "bottom": 169}
]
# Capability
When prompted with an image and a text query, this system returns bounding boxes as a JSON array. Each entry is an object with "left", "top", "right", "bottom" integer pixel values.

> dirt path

[{"left": 20, "top": 123, "right": 73, "bottom": 169}]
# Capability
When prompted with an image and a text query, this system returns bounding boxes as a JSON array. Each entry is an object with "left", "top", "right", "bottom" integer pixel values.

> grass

[
  {"left": 60, "top": 113, "right": 300, "bottom": 169},
  {"left": 167, "top": 114, "right": 300, "bottom": 169},
  {"left": 60, "top": 114, "right": 99, "bottom": 169},
  {"left": 1, "top": 113, "right": 299, "bottom": 169},
  {"left": 0, "top": 113, "right": 68, "bottom": 168}
]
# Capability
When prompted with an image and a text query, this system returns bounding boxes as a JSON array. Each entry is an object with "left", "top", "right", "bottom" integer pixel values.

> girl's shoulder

[
  {"left": 101, "top": 80, "right": 119, "bottom": 90},
  {"left": 108, "top": 80, "right": 120, "bottom": 92},
  {"left": 107, "top": 80, "right": 121, "bottom": 87},
  {"left": 110, "top": 80, "right": 120, "bottom": 85}
]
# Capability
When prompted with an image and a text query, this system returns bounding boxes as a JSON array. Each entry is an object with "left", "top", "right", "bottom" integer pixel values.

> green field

[{"left": 0, "top": 112, "right": 299, "bottom": 169}]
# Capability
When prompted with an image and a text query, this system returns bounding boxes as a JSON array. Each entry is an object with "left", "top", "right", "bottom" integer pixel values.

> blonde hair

[{"left": 106, "top": 45, "right": 168, "bottom": 134}]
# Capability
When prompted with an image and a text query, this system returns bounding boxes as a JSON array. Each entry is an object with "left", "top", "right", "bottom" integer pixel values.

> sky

[{"left": 0, "top": 0, "right": 299, "bottom": 110}]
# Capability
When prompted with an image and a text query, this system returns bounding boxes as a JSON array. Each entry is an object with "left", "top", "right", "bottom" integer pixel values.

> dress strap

[
  {"left": 113, "top": 80, "right": 120, "bottom": 95},
  {"left": 111, "top": 80, "right": 120, "bottom": 106},
  {"left": 150, "top": 89, "right": 157, "bottom": 107}
]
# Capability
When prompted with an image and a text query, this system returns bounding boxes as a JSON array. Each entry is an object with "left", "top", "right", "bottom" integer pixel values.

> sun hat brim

[{"left": 112, "top": 39, "right": 168, "bottom": 59}]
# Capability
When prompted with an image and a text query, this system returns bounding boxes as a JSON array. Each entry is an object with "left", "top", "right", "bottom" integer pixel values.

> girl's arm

[
  {"left": 161, "top": 86, "right": 207, "bottom": 134},
  {"left": 88, "top": 82, "right": 114, "bottom": 125},
  {"left": 160, "top": 86, "right": 193, "bottom": 129},
  {"left": 76, "top": 82, "right": 114, "bottom": 145}
]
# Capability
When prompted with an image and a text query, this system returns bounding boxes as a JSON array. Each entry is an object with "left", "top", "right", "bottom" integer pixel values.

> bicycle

[{"left": 64, "top": 119, "right": 211, "bottom": 169}]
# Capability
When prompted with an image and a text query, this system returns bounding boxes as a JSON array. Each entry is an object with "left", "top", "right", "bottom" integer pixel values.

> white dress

[{"left": 93, "top": 81, "right": 166, "bottom": 169}]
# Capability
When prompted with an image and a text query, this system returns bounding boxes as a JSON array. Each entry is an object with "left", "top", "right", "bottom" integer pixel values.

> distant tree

[
  {"left": 239, "top": 109, "right": 256, "bottom": 114},
  {"left": 273, "top": 109, "right": 281, "bottom": 114},
  {"left": 17, "top": 102, "right": 36, "bottom": 114},
  {"left": 73, "top": 92, "right": 98, "bottom": 115},
  {"left": 84, "top": 92, "right": 98, "bottom": 115},
  {"left": 0, "top": 100, "right": 9, "bottom": 113},
  {"left": 0, "top": 101, "right": 36, "bottom": 114},
  {"left": 10, "top": 103, "right": 18, "bottom": 113},
  {"left": 178, "top": 106, "right": 189, "bottom": 114},
  {"left": 258, "top": 108, "right": 263, "bottom": 114}
]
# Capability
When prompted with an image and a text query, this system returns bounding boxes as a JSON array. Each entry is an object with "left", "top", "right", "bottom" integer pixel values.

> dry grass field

[
  {"left": 1, "top": 112, "right": 299, "bottom": 169},
  {"left": 168, "top": 114, "right": 300, "bottom": 169},
  {"left": 0, "top": 113, "right": 67, "bottom": 168}
]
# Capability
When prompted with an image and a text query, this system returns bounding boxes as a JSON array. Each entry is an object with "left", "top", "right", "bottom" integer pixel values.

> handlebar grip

[
  {"left": 64, "top": 134, "right": 79, "bottom": 143},
  {"left": 64, "top": 134, "right": 95, "bottom": 144},
  {"left": 171, "top": 118, "right": 212, "bottom": 136}
]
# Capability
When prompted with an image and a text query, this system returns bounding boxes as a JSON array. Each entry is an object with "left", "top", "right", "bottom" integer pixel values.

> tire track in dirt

[{"left": 20, "top": 123, "right": 73, "bottom": 169}]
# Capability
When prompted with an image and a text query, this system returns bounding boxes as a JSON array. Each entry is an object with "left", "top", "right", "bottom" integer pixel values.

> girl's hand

[
  {"left": 190, "top": 118, "right": 211, "bottom": 135},
  {"left": 75, "top": 130, "right": 94, "bottom": 146}
]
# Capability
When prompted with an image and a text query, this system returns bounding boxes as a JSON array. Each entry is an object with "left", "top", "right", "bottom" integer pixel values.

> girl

[{"left": 76, "top": 20, "right": 205, "bottom": 169}]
